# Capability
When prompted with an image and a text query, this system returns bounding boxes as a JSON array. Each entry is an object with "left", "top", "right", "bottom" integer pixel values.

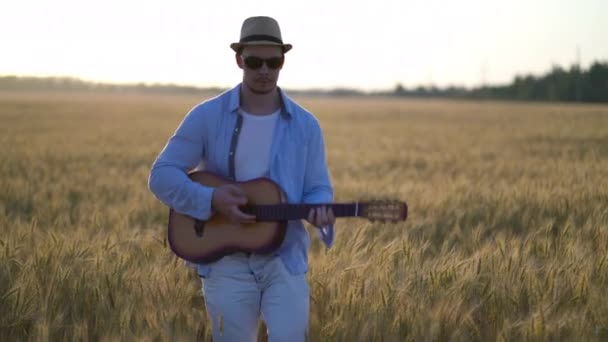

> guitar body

[{"left": 168, "top": 171, "right": 288, "bottom": 263}]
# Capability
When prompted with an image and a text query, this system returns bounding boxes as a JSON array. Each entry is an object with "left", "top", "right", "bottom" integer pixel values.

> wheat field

[{"left": 1, "top": 91, "right": 607, "bottom": 341}]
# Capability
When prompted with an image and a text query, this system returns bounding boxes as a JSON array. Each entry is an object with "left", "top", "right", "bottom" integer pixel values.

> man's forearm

[{"left": 148, "top": 163, "right": 215, "bottom": 220}]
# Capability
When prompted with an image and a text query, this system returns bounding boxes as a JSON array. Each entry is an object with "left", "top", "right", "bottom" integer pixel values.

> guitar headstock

[{"left": 361, "top": 200, "right": 408, "bottom": 223}]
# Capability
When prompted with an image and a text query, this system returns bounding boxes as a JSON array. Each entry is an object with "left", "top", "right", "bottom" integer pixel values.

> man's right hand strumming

[{"left": 211, "top": 184, "right": 256, "bottom": 224}]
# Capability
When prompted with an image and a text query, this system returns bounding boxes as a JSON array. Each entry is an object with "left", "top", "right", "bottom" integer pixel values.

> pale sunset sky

[{"left": 1, "top": 0, "right": 606, "bottom": 91}]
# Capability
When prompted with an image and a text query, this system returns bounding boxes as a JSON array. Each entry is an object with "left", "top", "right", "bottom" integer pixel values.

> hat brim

[{"left": 230, "top": 41, "right": 292, "bottom": 53}]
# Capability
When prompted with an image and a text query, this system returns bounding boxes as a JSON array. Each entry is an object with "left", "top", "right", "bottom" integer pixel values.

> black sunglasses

[{"left": 242, "top": 56, "right": 284, "bottom": 70}]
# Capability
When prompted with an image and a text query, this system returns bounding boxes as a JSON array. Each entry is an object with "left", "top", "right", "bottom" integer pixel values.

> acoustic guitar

[{"left": 167, "top": 171, "right": 408, "bottom": 263}]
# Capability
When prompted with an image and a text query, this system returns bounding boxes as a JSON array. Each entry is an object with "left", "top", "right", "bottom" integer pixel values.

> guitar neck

[{"left": 244, "top": 203, "right": 364, "bottom": 221}]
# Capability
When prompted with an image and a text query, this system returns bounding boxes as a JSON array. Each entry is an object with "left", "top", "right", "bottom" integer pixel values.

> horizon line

[
  {"left": 2, "top": 58, "right": 606, "bottom": 94},
  {"left": 0, "top": 72, "right": 545, "bottom": 94}
]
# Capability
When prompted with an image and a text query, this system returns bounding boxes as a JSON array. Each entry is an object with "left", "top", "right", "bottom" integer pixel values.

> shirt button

[{"left": 229, "top": 152, "right": 234, "bottom": 156}]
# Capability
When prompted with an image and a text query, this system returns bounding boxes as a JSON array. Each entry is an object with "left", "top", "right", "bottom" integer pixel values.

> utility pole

[
  {"left": 481, "top": 58, "right": 488, "bottom": 99},
  {"left": 576, "top": 46, "right": 582, "bottom": 102},
  {"left": 481, "top": 59, "right": 487, "bottom": 87}
]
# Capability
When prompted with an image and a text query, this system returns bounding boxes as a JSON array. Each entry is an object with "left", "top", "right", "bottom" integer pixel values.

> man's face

[{"left": 237, "top": 45, "right": 284, "bottom": 95}]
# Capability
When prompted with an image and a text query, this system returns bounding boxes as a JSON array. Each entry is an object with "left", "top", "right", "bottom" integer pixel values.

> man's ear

[{"left": 235, "top": 54, "right": 243, "bottom": 69}]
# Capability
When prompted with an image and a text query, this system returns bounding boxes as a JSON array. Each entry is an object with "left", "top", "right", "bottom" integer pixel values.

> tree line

[
  {"left": 1, "top": 60, "right": 606, "bottom": 102},
  {"left": 391, "top": 61, "right": 608, "bottom": 103},
  {"left": 0, "top": 76, "right": 223, "bottom": 95}
]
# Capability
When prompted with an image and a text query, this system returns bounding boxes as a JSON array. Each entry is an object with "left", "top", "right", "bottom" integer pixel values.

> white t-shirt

[{"left": 234, "top": 108, "right": 280, "bottom": 181}]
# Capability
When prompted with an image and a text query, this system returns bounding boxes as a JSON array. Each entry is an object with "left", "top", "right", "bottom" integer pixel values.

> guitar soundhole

[{"left": 194, "top": 219, "right": 205, "bottom": 237}]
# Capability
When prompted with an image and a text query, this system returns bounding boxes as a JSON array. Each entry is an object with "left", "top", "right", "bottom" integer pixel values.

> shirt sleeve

[
  {"left": 317, "top": 224, "right": 335, "bottom": 248},
  {"left": 148, "top": 105, "right": 215, "bottom": 221},
  {"left": 301, "top": 118, "right": 335, "bottom": 248}
]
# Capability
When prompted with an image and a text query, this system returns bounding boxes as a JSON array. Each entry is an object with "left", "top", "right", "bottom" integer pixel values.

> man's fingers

[
  {"left": 307, "top": 209, "right": 315, "bottom": 224},
  {"left": 316, "top": 207, "right": 328, "bottom": 226},
  {"left": 231, "top": 206, "right": 256, "bottom": 223},
  {"left": 225, "top": 185, "right": 248, "bottom": 205},
  {"left": 328, "top": 208, "right": 335, "bottom": 224},
  {"left": 229, "top": 196, "right": 248, "bottom": 206},
  {"left": 227, "top": 184, "right": 247, "bottom": 197}
]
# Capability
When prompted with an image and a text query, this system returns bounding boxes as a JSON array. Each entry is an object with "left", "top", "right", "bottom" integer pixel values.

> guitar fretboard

[{"left": 242, "top": 203, "right": 362, "bottom": 221}]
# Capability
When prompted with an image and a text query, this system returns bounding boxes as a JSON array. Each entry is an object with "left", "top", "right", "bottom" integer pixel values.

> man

[{"left": 148, "top": 16, "right": 335, "bottom": 341}]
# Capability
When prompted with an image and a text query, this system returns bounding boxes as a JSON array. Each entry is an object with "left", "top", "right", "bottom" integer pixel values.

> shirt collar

[{"left": 228, "top": 83, "right": 292, "bottom": 119}]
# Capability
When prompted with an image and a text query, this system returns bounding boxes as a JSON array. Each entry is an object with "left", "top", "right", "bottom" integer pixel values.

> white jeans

[{"left": 201, "top": 253, "right": 309, "bottom": 342}]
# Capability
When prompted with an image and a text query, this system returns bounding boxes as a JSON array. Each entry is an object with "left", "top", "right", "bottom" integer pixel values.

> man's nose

[{"left": 258, "top": 63, "right": 270, "bottom": 74}]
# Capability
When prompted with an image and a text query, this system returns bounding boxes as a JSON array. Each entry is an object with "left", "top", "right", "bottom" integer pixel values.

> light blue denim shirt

[{"left": 148, "top": 84, "right": 334, "bottom": 277}]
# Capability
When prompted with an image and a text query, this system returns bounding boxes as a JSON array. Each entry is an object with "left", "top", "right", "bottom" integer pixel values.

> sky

[{"left": 1, "top": 0, "right": 607, "bottom": 91}]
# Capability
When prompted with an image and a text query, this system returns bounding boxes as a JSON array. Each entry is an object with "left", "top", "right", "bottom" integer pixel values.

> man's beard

[{"left": 245, "top": 79, "right": 276, "bottom": 95}]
